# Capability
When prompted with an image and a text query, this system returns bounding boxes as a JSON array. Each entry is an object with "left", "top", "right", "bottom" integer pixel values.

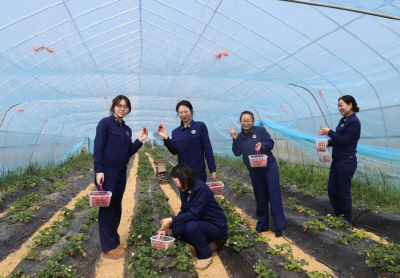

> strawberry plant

[
  {"left": 280, "top": 258, "right": 309, "bottom": 273},
  {"left": 318, "top": 214, "right": 351, "bottom": 230},
  {"left": 7, "top": 192, "right": 45, "bottom": 213},
  {"left": 21, "top": 248, "right": 44, "bottom": 261},
  {"left": 37, "top": 259, "right": 76, "bottom": 278},
  {"left": 59, "top": 207, "right": 74, "bottom": 220},
  {"left": 226, "top": 234, "right": 254, "bottom": 252},
  {"left": 230, "top": 177, "right": 253, "bottom": 195},
  {"left": 7, "top": 267, "right": 34, "bottom": 278},
  {"left": 33, "top": 227, "right": 61, "bottom": 247},
  {"left": 255, "top": 235, "right": 270, "bottom": 244},
  {"left": 336, "top": 232, "right": 357, "bottom": 245},
  {"left": 266, "top": 243, "right": 293, "bottom": 259},
  {"left": 365, "top": 241, "right": 400, "bottom": 272},
  {"left": 8, "top": 211, "right": 33, "bottom": 224},
  {"left": 352, "top": 229, "right": 370, "bottom": 239},
  {"left": 307, "top": 271, "right": 331, "bottom": 278},
  {"left": 253, "top": 259, "right": 278, "bottom": 278},
  {"left": 303, "top": 219, "right": 326, "bottom": 231}
]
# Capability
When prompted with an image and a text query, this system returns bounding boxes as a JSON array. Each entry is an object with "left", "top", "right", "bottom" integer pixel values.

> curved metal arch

[{"left": 275, "top": 0, "right": 400, "bottom": 21}]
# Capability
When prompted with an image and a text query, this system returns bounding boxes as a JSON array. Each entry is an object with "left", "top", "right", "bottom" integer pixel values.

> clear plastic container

[
  {"left": 150, "top": 235, "right": 175, "bottom": 250},
  {"left": 88, "top": 191, "right": 112, "bottom": 207},
  {"left": 316, "top": 139, "right": 328, "bottom": 152},
  {"left": 248, "top": 155, "right": 268, "bottom": 167},
  {"left": 206, "top": 181, "right": 224, "bottom": 195},
  {"left": 318, "top": 152, "right": 331, "bottom": 163}
]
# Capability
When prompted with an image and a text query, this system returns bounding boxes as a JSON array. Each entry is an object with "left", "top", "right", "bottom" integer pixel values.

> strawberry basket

[
  {"left": 317, "top": 151, "right": 331, "bottom": 163},
  {"left": 150, "top": 230, "right": 175, "bottom": 250},
  {"left": 315, "top": 134, "right": 329, "bottom": 152},
  {"left": 206, "top": 177, "right": 224, "bottom": 195},
  {"left": 248, "top": 150, "right": 268, "bottom": 167},
  {"left": 88, "top": 183, "right": 112, "bottom": 207}
]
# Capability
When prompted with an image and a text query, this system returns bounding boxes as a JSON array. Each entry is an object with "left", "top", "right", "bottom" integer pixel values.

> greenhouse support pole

[
  {"left": 289, "top": 83, "right": 330, "bottom": 129},
  {"left": 208, "top": 121, "right": 227, "bottom": 156},
  {"left": 68, "top": 127, "right": 82, "bottom": 159},
  {"left": 276, "top": 0, "right": 400, "bottom": 21},
  {"left": 29, "top": 119, "right": 48, "bottom": 166},
  {"left": 0, "top": 103, "right": 22, "bottom": 130},
  {"left": 52, "top": 126, "right": 64, "bottom": 162}
]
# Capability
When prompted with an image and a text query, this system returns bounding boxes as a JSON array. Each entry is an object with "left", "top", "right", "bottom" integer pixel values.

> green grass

[
  {"left": 0, "top": 149, "right": 93, "bottom": 198},
  {"left": 215, "top": 155, "right": 400, "bottom": 214}
]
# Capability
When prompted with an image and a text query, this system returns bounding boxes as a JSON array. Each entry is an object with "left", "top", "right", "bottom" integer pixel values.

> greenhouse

[{"left": 0, "top": 0, "right": 399, "bottom": 277}]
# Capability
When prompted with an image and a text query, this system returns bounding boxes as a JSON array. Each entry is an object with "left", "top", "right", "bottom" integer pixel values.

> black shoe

[
  {"left": 256, "top": 228, "right": 269, "bottom": 233},
  {"left": 275, "top": 229, "right": 284, "bottom": 237}
]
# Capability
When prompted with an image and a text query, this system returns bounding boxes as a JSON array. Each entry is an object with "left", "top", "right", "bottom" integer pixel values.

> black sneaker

[
  {"left": 275, "top": 229, "right": 284, "bottom": 237},
  {"left": 256, "top": 229, "right": 269, "bottom": 233}
]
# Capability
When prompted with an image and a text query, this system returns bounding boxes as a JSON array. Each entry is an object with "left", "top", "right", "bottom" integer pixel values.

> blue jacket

[
  {"left": 232, "top": 126, "right": 276, "bottom": 171},
  {"left": 328, "top": 113, "right": 361, "bottom": 160},
  {"left": 164, "top": 120, "right": 216, "bottom": 174},
  {"left": 172, "top": 180, "right": 227, "bottom": 230},
  {"left": 94, "top": 115, "right": 143, "bottom": 173}
]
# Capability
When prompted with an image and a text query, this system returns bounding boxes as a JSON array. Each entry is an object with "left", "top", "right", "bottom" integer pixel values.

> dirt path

[
  {"left": 145, "top": 153, "right": 229, "bottom": 278},
  {"left": 94, "top": 154, "right": 139, "bottom": 278},
  {"left": 221, "top": 196, "right": 335, "bottom": 276},
  {"left": 0, "top": 182, "right": 95, "bottom": 277}
]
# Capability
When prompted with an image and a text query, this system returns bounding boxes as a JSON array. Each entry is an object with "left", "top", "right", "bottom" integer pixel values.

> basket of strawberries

[
  {"left": 315, "top": 134, "right": 329, "bottom": 152},
  {"left": 206, "top": 177, "right": 224, "bottom": 195},
  {"left": 150, "top": 230, "right": 175, "bottom": 250},
  {"left": 248, "top": 150, "right": 268, "bottom": 167},
  {"left": 88, "top": 183, "right": 112, "bottom": 207}
]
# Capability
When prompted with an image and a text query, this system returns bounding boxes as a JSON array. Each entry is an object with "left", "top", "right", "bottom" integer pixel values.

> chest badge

[
  {"left": 341, "top": 124, "right": 344, "bottom": 127},
  {"left": 252, "top": 134, "right": 257, "bottom": 139},
  {"left": 126, "top": 131, "right": 129, "bottom": 136},
  {"left": 191, "top": 130, "right": 196, "bottom": 134}
]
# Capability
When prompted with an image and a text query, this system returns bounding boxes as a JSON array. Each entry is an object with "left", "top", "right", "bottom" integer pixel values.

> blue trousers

[
  {"left": 328, "top": 158, "right": 357, "bottom": 224},
  {"left": 249, "top": 161, "right": 286, "bottom": 231},
  {"left": 97, "top": 171, "right": 127, "bottom": 252},
  {"left": 172, "top": 220, "right": 227, "bottom": 259}
]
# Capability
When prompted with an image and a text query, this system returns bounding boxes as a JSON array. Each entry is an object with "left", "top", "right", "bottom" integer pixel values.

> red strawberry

[
  {"left": 143, "top": 127, "right": 147, "bottom": 132},
  {"left": 304, "top": 228, "right": 307, "bottom": 232},
  {"left": 159, "top": 124, "right": 163, "bottom": 129},
  {"left": 70, "top": 253, "right": 74, "bottom": 257}
]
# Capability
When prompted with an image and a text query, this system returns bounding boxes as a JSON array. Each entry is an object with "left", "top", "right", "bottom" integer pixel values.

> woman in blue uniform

[
  {"left": 94, "top": 95, "right": 148, "bottom": 260},
  {"left": 159, "top": 164, "right": 227, "bottom": 270},
  {"left": 319, "top": 95, "right": 361, "bottom": 224},
  {"left": 227, "top": 111, "right": 286, "bottom": 237},
  {"left": 157, "top": 100, "right": 216, "bottom": 182}
]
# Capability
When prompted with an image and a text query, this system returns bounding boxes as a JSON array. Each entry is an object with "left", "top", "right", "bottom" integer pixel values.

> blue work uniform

[
  {"left": 164, "top": 120, "right": 216, "bottom": 182},
  {"left": 232, "top": 126, "right": 286, "bottom": 231},
  {"left": 171, "top": 179, "right": 227, "bottom": 259},
  {"left": 327, "top": 113, "right": 361, "bottom": 224},
  {"left": 94, "top": 115, "right": 143, "bottom": 252}
]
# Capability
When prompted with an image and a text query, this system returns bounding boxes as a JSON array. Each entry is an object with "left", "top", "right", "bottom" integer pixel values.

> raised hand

[
  {"left": 157, "top": 126, "right": 169, "bottom": 140},
  {"left": 227, "top": 126, "right": 238, "bottom": 140},
  {"left": 138, "top": 127, "right": 148, "bottom": 142}
]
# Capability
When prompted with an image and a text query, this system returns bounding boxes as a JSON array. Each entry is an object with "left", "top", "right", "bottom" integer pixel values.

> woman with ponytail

[{"left": 319, "top": 95, "right": 361, "bottom": 224}]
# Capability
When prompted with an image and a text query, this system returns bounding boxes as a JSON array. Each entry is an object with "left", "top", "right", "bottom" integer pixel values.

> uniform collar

[
  {"left": 241, "top": 127, "right": 254, "bottom": 135},
  {"left": 181, "top": 120, "right": 194, "bottom": 130},
  {"left": 112, "top": 115, "right": 125, "bottom": 126},
  {"left": 343, "top": 113, "right": 356, "bottom": 122}
]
